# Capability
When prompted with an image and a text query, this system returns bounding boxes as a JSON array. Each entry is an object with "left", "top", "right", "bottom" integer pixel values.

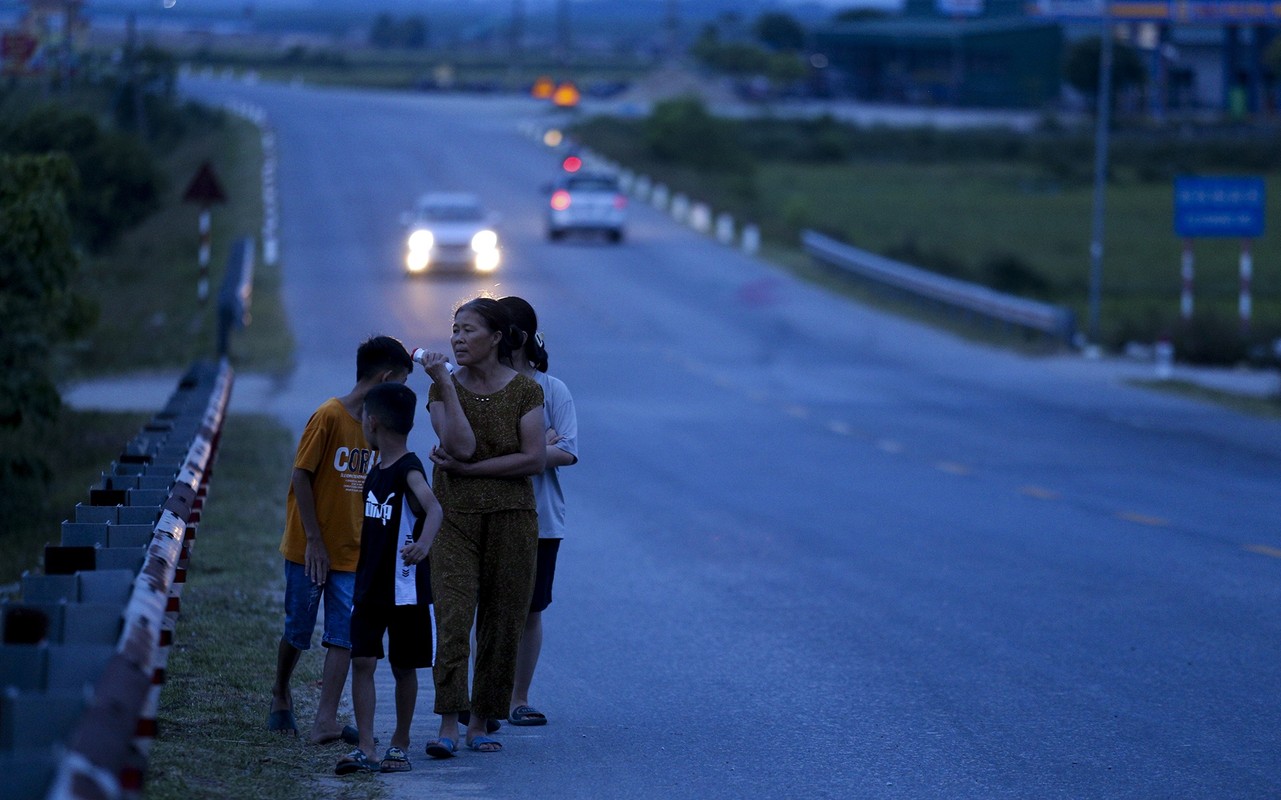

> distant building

[
  {"left": 813, "top": 0, "right": 1063, "bottom": 108},
  {"left": 812, "top": 0, "right": 1280, "bottom": 114}
]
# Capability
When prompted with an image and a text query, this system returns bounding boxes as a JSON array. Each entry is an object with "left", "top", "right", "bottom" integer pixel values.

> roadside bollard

[
  {"left": 742, "top": 224, "right": 761, "bottom": 256},
  {"left": 690, "top": 203, "right": 712, "bottom": 234},
  {"left": 670, "top": 194, "right": 689, "bottom": 224},
  {"left": 1155, "top": 338, "right": 1174, "bottom": 380},
  {"left": 716, "top": 212, "right": 735, "bottom": 245},
  {"left": 652, "top": 184, "right": 669, "bottom": 211}
]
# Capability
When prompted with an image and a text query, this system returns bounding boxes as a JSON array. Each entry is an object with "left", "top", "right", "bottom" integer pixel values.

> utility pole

[
  {"left": 1086, "top": 7, "right": 1114, "bottom": 352},
  {"left": 556, "top": 0, "right": 570, "bottom": 64},
  {"left": 664, "top": 0, "right": 680, "bottom": 61},
  {"left": 509, "top": 0, "right": 524, "bottom": 76}
]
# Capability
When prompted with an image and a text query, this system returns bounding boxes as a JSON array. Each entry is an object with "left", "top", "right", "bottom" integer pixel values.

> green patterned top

[{"left": 428, "top": 372, "right": 543, "bottom": 513}]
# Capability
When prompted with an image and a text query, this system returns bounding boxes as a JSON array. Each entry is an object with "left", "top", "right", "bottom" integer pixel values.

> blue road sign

[{"left": 1174, "top": 177, "right": 1265, "bottom": 239}]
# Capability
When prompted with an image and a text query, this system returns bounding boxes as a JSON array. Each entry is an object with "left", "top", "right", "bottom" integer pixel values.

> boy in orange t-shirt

[{"left": 268, "top": 335, "right": 413, "bottom": 744}]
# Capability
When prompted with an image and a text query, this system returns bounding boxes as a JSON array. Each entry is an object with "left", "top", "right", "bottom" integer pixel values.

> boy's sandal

[
  {"left": 379, "top": 746, "right": 412, "bottom": 773},
  {"left": 335, "top": 748, "right": 378, "bottom": 775}
]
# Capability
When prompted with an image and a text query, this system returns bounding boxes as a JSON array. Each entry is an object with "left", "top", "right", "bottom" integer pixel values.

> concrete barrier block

[
  {"left": 73, "top": 504, "right": 117, "bottom": 524},
  {"left": 43, "top": 546, "right": 96, "bottom": 576},
  {"left": 59, "top": 522, "right": 108, "bottom": 548},
  {"left": 3, "top": 602, "right": 64, "bottom": 644},
  {"left": 45, "top": 644, "right": 114, "bottom": 690},
  {"left": 77, "top": 570, "right": 134, "bottom": 605},
  {"left": 20, "top": 574, "right": 77, "bottom": 604},
  {"left": 0, "top": 745, "right": 59, "bottom": 799},
  {"left": 126, "top": 489, "right": 167, "bottom": 507},
  {"left": 103, "top": 474, "right": 139, "bottom": 491},
  {"left": 107, "top": 524, "right": 154, "bottom": 549},
  {"left": 95, "top": 548, "right": 146, "bottom": 574},
  {"left": 62, "top": 604, "right": 123, "bottom": 647},
  {"left": 1, "top": 687, "right": 88, "bottom": 749},
  {"left": 0, "top": 645, "right": 48, "bottom": 691},
  {"left": 117, "top": 506, "right": 159, "bottom": 525},
  {"left": 137, "top": 475, "right": 173, "bottom": 491}
]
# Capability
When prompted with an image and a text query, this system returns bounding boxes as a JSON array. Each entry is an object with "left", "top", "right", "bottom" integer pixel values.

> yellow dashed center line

[
  {"left": 826, "top": 420, "right": 853, "bottom": 436},
  {"left": 1245, "top": 544, "right": 1281, "bottom": 559},
  {"left": 935, "top": 461, "right": 972, "bottom": 476},
  {"left": 877, "top": 439, "right": 903, "bottom": 453},
  {"left": 784, "top": 405, "right": 810, "bottom": 419},
  {"left": 1116, "top": 511, "right": 1170, "bottom": 527},
  {"left": 1020, "top": 485, "right": 1061, "bottom": 500}
]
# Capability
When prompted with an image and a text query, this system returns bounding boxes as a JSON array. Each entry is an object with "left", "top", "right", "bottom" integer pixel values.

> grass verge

[
  {"left": 74, "top": 110, "right": 293, "bottom": 377},
  {"left": 143, "top": 413, "right": 380, "bottom": 800},
  {"left": 1127, "top": 379, "right": 1281, "bottom": 418}
]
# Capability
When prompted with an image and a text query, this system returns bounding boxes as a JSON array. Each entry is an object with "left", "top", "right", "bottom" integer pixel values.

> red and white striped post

[
  {"left": 1180, "top": 239, "right": 1194, "bottom": 322},
  {"left": 1239, "top": 239, "right": 1253, "bottom": 333},
  {"left": 182, "top": 160, "right": 228, "bottom": 304}
]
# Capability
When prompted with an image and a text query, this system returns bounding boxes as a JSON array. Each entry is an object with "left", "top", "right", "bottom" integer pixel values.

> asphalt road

[{"left": 180, "top": 76, "right": 1281, "bottom": 799}]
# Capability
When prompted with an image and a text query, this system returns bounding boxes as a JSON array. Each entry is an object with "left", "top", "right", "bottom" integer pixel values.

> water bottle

[{"left": 413, "top": 348, "right": 453, "bottom": 372}]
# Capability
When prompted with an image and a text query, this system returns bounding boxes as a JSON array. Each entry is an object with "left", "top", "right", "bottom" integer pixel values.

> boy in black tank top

[{"left": 336, "top": 383, "right": 443, "bottom": 775}]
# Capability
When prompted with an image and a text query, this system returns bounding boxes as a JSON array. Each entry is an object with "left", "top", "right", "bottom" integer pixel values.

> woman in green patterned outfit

[{"left": 419, "top": 297, "right": 545, "bottom": 756}]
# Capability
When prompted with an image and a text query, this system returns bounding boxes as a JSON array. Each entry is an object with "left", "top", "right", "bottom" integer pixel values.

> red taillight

[
  {"left": 613, "top": 194, "right": 628, "bottom": 209},
  {"left": 562, "top": 155, "right": 582, "bottom": 172},
  {"left": 550, "top": 190, "right": 571, "bottom": 211}
]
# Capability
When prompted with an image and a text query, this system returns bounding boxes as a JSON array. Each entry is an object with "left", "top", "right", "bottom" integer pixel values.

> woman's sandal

[
  {"left": 425, "top": 737, "right": 457, "bottom": 759},
  {"left": 466, "top": 735, "right": 503, "bottom": 753}
]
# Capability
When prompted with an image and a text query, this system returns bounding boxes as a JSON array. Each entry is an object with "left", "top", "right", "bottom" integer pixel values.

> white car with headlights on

[{"left": 402, "top": 192, "right": 501, "bottom": 276}]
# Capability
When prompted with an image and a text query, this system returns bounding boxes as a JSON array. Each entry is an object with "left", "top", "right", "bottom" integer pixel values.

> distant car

[
  {"left": 546, "top": 173, "right": 627, "bottom": 243},
  {"left": 402, "top": 192, "right": 501, "bottom": 275}
]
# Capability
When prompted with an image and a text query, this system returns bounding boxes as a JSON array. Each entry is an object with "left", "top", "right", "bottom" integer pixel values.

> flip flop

[
  {"left": 267, "top": 709, "right": 298, "bottom": 736},
  {"left": 507, "top": 705, "right": 547, "bottom": 726},
  {"left": 379, "top": 746, "right": 412, "bottom": 773},
  {"left": 466, "top": 735, "right": 503, "bottom": 753},
  {"left": 334, "top": 748, "right": 377, "bottom": 775},
  {"left": 425, "top": 737, "right": 457, "bottom": 759},
  {"left": 458, "top": 711, "right": 502, "bottom": 733}
]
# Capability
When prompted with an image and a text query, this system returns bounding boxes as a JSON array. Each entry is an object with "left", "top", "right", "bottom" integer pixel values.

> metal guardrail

[
  {"left": 217, "top": 237, "right": 255, "bottom": 358},
  {"left": 1, "top": 359, "right": 234, "bottom": 800},
  {"left": 802, "top": 229, "right": 1077, "bottom": 346}
]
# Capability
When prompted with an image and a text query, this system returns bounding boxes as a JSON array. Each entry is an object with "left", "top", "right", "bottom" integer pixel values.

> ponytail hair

[{"left": 498, "top": 295, "right": 549, "bottom": 373}]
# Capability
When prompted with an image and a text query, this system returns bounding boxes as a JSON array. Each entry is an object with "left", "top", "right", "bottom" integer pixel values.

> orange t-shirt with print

[{"left": 279, "top": 397, "right": 376, "bottom": 572}]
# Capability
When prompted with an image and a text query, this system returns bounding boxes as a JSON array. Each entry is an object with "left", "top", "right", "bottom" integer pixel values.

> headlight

[
  {"left": 471, "top": 229, "right": 498, "bottom": 253},
  {"left": 408, "top": 229, "right": 434, "bottom": 251}
]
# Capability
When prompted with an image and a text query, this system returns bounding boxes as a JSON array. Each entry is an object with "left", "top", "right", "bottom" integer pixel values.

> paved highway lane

[{"left": 182, "top": 77, "right": 1281, "bottom": 798}]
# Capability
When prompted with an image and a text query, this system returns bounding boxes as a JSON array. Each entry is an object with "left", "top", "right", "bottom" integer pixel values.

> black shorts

[
  {"left": 529, "top": 538, "right": 561, "bottom": 613},
  {"left": 350, "top": 599, "right": 433, "bottom": 669}
]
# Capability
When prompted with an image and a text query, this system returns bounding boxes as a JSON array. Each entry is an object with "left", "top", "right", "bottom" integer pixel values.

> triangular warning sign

[{"left": 183, "top": 160, "right": 228, "bottom": 205}]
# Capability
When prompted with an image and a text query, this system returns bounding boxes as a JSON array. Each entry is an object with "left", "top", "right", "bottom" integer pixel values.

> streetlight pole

[{"left": 1086, "top": 5, "right": 1114, "bottom": 352}]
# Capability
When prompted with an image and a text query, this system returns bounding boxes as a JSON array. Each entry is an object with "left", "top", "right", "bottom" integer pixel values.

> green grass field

[{"left": 572, "top": 116, "right": 1281, "bottom": 356}]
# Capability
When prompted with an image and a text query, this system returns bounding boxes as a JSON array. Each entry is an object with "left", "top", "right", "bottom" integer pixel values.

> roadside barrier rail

[
  {"left": 1, "top": 359, "right": 235, "bottom": 800},
  {"left": 801, "top": 229, "right": 1077, "bottom": 346}
]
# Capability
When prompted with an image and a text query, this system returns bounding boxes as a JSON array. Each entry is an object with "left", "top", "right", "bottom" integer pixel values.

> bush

[
  {"left": 0, "top": 154, "right": 97, "bottom": 521},
  {"left": 643, "top": 97, "right": 754, "bottom": 174}
]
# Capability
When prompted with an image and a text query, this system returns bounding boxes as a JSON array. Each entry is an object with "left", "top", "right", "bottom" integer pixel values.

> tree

[
  {"left": 0, "top": 154, "right": 97, "bottom": 520},
  {"left": 753, "top": 12, "right": 806, "bottom": 52},
  {"left": 0, "top": 105, "right": 162, "bottom": 252},
  {"left": 1064, "top": 35, "right": 1146, "bottom": 101}
]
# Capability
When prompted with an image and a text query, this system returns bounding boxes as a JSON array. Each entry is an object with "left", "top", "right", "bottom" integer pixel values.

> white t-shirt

[{"left": 532, "top": 371, "right": 578, "bottom": 538}]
